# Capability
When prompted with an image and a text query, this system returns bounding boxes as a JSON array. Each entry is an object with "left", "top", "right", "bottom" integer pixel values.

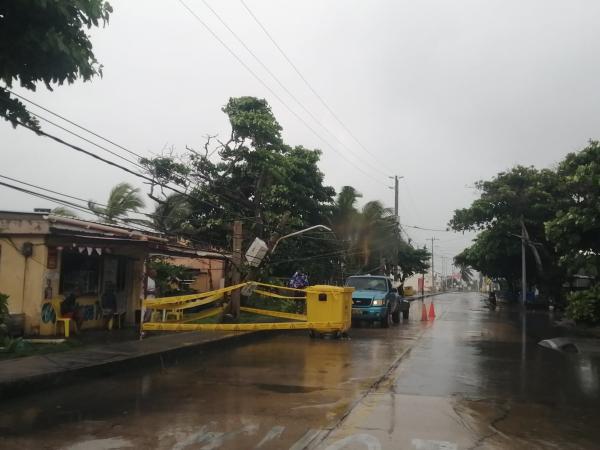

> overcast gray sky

[{"left": 2, "top": 0, "right": 599, "bottom": 271}]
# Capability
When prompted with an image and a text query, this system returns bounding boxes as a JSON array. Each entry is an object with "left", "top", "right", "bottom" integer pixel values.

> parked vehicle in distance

[{"left": 345, "top": 275, "right": 410, "bottom": 327}]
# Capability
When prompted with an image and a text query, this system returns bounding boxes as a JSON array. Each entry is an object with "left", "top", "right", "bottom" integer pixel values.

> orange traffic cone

[
  {"left": 428, "top": 299, "right": 436, "bottom": 320},
  {"left": 421, "top": 300, "right": 428, "bottom": 321}
]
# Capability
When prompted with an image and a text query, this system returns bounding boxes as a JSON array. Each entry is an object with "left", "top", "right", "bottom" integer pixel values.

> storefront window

[{"left": 59, "top": 251, "right": 100, "bottom": 295}]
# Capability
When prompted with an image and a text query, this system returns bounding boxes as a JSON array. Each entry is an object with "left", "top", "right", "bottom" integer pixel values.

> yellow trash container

[{"left": 305, "top": 285, "right": 354, "bottom": 334}]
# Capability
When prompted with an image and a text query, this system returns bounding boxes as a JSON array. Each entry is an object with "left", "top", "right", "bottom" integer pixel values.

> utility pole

[
  {"left": 388, "top": 175, "right": 404, "bottom": 281},
  {"left": 388, "top": 175, "right": 404, "bottom": 225},
  {"left": 521, "top": 219, "right": 526, "bottom": 306},
  {"left": 441, "top": 256, "right": 446, "bottom": 291},
  {"left": 394, "top": 175, "right": 399, "bottom": 220},
  {"left": 231, "top": 220, "right": 242, "bottom": 319},
  {"left": 430, "top": 237, "right": 439, "bottom": 292}
]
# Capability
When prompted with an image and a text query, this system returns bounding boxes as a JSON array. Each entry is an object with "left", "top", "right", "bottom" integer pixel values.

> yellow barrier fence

[
  {"left": 239, "top": 306, "right": 307, "bottom": 322},
  {"left": 141, "top": 282, "right": 352, "bottom": 335},
  {"left": 143, "top": 321, "right": 345, "bottom": 332},
  {"left": 144, "top": 282, "right": 247, "bottom": 309}
]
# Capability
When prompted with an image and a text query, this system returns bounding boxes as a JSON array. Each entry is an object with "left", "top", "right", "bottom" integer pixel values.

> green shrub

[
  {"left": 0, "top": 293, "right": 9, "bottom": 338},
  {"left": 566, "top": 285, "right": 600, "bottom": 324}
]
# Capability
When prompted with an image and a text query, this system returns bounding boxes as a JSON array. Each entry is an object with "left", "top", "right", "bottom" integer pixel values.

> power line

[
  {"left": 0, "top": 173, "right": 261, "bottom": 243},
  {"left": 176, "top": 0, "right": 388, "bottom": 187},
  {"left": 3, "top": 93, "right": 282, "bottom": 221},
  {"left": 9, "top": 118, "right": 328, "bottom": 234},
  {"left": 0, "top": 177, "right": 168, "bottom": 235},
  {"left": 0, "top": 178, "right": 225, "bottom": 250},
  {"left": 13, "top": 118, "right": 227, "bottom": 211},
  {"left": 270, "top": 247, "right": 363, "bottom": 266},
  {"left": 200, "top": 0, "right": 387, "bottom": 179},
  {"left": 5, "top": 88, "right": 144, "bottom": 160},
  {"left": 28, "top": 110, "right": 145, "bottom": 171},
  {"left": 5, "top": 97, "right": 451, "bottom": 240},
  {"left": 0, "top": 173, "right": 163, "bottom": 224},
  {"left": 0, "top": 173, "right": 101, "bottom": 208},
  {"left": 239, "top": 0, "right": 385, "bottom": 166}
]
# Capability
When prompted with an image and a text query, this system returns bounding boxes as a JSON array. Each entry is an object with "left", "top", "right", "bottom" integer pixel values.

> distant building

[
  {"left": 0, "top": 211, "right": 227, "bottom": 335},
  {"left": 404, "top": 270, "right": 435, "bottom": 293}
]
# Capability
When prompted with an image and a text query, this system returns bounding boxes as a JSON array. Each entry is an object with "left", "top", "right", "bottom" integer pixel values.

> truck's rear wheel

[{"left": 380, "top": 308, "right": 393, "bottom": 328}]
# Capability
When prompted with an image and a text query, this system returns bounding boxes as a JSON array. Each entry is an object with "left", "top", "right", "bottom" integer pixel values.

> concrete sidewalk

[{"left": 0, "top": 330, "right": 256, "bottom": 398}]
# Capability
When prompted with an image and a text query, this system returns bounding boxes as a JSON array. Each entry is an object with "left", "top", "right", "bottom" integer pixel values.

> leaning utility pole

[{"left": 231, "top": 220, "right": 243, "bottom": 319}]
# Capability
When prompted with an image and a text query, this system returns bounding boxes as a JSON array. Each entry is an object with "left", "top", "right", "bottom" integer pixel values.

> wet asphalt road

[{"left": 1, "top": 292, "right": 600, "bottom": 449}]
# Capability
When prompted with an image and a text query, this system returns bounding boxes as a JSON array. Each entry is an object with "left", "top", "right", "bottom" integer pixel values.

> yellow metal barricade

[{"left": 141, "top": 282, "right": 353, "bottom": 337}]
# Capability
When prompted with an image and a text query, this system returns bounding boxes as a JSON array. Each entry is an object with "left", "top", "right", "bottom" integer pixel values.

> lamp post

[{"left": 270, "top": 224, "right": 333, "bottom": 254}]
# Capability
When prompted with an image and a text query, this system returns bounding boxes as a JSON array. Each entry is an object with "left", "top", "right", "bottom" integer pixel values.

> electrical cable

[
  {"left": 176, "top": 0, "right": 388, "bottom": 187},
  {"left": 28, "top": 110, "right": 146, "bottom": 171},
  {"left": 5, "top": 88, "right": 144, "bottom": 160},
  {"left": 239, "top": 0, "right": 386, "bottom": 165},
  {"left": 0, "top": 179, "right": 224, "bottom": 251},
  {"left": 2, "top": 92, "right": 334, "bottom": 228},
  {"left": 12, "top": 118, "right": 228, "bottom": 211},
  {"left": 200, "top": 0, "right": 388, "bottom": 179}
]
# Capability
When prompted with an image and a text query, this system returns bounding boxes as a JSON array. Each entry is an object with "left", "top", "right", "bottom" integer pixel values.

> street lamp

[{"left": 271, "top": 224, "right": 333, "bottom": 254}]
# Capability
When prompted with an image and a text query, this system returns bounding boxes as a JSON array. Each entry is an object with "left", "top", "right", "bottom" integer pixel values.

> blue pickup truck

[{"left": 345, "top": 275, "right": 410, "bottom": 327}]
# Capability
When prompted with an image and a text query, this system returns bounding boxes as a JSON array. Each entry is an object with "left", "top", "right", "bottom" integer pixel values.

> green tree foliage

[
  {"left": 355, "top": 201, "right": 400, "bottom": 272},
  {"left": 151, "top": 194, "right": 193, "bottom": 234},
  {"left": 450, "top": 166, "right": 565, "bottom": 299},
  {"left": 0, "top": 293, "right": 9, "bottom": 338},
  {"left": 457, "top": 265, "right": 473, "bottom": 284},
  {"left": 146, "top": 257, "right": 195, "bottom": 296},
  {"left": 329, "top": 187, "right": 410, "bottom": 278},
  {"left": 330, "top": 186, "right": 362, "bottom": 242},
  {"left": 566, "top": 285, "right": 600, "bottom": 324},
  {"left": 88, "top": 182, "right": 145, "bottom": 224},
  {"left": 454, "top": 226, "right": 523, "bottom": 290},
  {"left": 141, "top": 97, "right": 337, "bottom": 280},
  {"left": 545, "top": 141, "right": 600, "bottom": 277},
  {"left": 396, "top": 241, "right": 430, "bottom": 291},
  {"left": 0, "top": 0, "right": 112, "bottom": 128}
]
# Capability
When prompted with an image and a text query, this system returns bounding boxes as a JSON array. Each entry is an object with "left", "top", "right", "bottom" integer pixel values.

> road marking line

[
  {"left": 290, "top": 429, "right": 322, "bottom": 450},
  {"left": 411, "top": 438, "right": 458, "bottom": 450},
  {"left": 255, "top": 426, "right": 285, "bottom": 448},
  {"left": 324, "top": 433, "right": 381, "bottom": 450}
]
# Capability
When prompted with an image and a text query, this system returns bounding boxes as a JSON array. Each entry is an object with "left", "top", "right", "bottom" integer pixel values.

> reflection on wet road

[{"left": 1, "top": 292, "right": 600, "bottom": 449}]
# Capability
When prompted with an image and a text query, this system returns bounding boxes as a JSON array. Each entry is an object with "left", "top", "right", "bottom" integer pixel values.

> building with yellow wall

[{"left": 0, "top": 211, "right": 227, "bottom": 336}]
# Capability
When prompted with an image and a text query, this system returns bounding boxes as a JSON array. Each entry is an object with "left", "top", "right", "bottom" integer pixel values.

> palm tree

[
  {"left": 356, "top": 201, "right": 398, "bottom": 271},
  {"left": 330, "top": 186, "right": 362, "bottom": 243},
  {"left": 88, "top": 182, "right": 145, "bottom": 224},
  {"left": 152, "top": 193, "right": 192, "bottom": 233},
  {"left": 458, "top": 264, "right": 473, "bottom": 284},
  {"left": 330, "top": 188, "right": 407, "bottom": 275}
]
